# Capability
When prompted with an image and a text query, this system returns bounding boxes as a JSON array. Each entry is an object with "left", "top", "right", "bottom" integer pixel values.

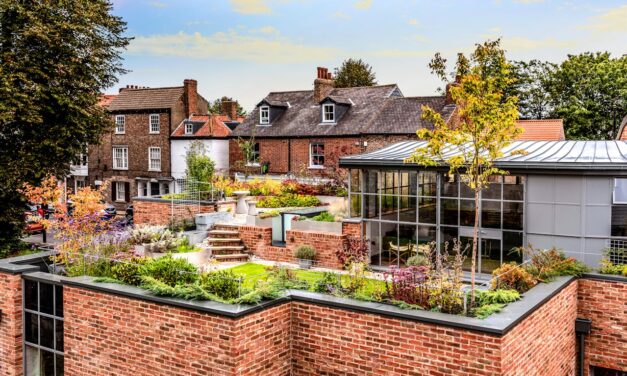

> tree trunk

[{"left": 471, "top": 189, "right": 480, "bottom": 308}]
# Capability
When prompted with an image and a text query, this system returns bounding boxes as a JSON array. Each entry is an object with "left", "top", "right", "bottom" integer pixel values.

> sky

[{"left": 110, "top": 0, "right": 627, "bottom": 111}]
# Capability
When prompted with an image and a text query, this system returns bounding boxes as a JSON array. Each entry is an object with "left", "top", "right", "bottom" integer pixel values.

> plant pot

[{"left": 298, "top": 258, "right": 313, "bottom": 269}]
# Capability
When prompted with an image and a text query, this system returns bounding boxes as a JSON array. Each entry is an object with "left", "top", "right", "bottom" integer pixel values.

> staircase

[{"left": 205, "top": 223, "right": 249, "bottom": 263}]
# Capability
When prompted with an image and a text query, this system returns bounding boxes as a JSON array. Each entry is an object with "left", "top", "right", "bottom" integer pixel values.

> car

[
  {"left": 24, "top": 205, "right": 44, "bottom": 234},
  {"left": 101, "top": 204, "right": 117, "bottom": 220}
]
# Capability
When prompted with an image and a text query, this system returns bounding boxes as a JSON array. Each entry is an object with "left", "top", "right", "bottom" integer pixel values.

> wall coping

[
  {"left": 0, "top": 251, "right": 57, "bottom": 274},
  {"left": 132, "top": 196, "right": 217, "bottom": 205},
  {"left": 27, "top": 270, "right": 576, "bottom": 336},
  {"left": 581, "top": 271, "right": 627, "bottom": 283}
]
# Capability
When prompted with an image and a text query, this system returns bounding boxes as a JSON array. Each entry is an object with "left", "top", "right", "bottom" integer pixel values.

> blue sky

[{"left": 110, "top": 0, "right": 627, "bottom": 111}]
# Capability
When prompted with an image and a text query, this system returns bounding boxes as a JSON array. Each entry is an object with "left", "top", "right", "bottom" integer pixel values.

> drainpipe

[{"left": 575, "top": 318, "right": 592, "bottom": 376}]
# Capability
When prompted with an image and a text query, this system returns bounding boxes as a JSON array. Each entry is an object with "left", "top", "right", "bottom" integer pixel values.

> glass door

[{"left": 459, "top": 227, "right": 502, "bottom": 274}]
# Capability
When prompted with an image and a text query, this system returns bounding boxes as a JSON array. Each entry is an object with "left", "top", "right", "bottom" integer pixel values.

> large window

[
  {"left": 149, "top": 114, "right": 160, "bottom": 134},
  {"left": 115, "top": 181, "right": 126, "bottom": 202},
  {"left": 24, "top": 279, "right": 64, "bottom": 376},
  {"left": 115, "top": 115, "right": 125, "bottom": 134},
  {"left": 259, "top": 106, "right": 269, "bottom": 125},
  {"left": 112, "top": 146, "right": 128, "bottom": 170},
  {"left": 309, "top": 142, "right": 325, "bottom": 168},
  {"left": 322, "top": 103, "right": 335, "bottom": 123},
  {"left": 148, "top": 147, "right": 161, "bottom": 171}
]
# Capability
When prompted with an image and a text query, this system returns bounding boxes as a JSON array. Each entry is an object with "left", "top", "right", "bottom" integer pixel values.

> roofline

[{"left": 118, "top": 85, "right": 184, "bottom": 92}]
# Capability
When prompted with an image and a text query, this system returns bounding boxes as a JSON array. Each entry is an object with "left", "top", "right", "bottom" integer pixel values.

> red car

[{"left": 24, "top": 205, "right": 44, "bottom": 234}]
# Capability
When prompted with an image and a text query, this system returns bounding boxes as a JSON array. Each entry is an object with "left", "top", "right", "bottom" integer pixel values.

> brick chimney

[
  {"left": 220, "top": 99, "right": 239, "bottom": 120},
  {"left": 183, "top": 79, "right": 198, "bottom": 118},
  {"left": 314, "top": 67, "right": 334, "bottom": 102},
  {"left": 444, "top": 75, "right": 461, "bottom": 105}
]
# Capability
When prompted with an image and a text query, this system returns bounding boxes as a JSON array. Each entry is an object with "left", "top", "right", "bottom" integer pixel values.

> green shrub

[
  {"left": 523, "top": 246, "right": 589, "bottom": 281},
  {"left": 110, "top": 257, "right": 149, "bottom": 285},
  {"left": 475, "top": 289, "right": 520, "bottom": 306},
  {"left": 406, "top": 254, "right": 428, "bottom": 267},
  {"left": 491, "top": 262, "right": 537, "bottom": 293},
  {"left": 311, "top": 211, "right": 335, "bottom": 222},
  {"left": 473, "top": 303, "right": 505, "bottom": 319},
  {"left": 294, "top": 245, "right": 316, "bottom": 260},
  {"left": 257, "top": 194, "right": 320, "bottom": 208},
  {"left": 199, "top": 270, "right": 241, "bottom": 301},
  {"left": 312, "top": 272, "right": 340, "bottom": 293},
  {"left": 141, "top": 254, "right": 198, "bottom": 287},
  {"left": 258, "top": 209, "right": 280, "bottom": 219}
]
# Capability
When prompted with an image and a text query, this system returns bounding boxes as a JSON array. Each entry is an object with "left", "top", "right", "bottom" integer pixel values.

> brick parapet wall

[
  {"left": 133, "top": 198, "right": 215, "bottom": 226},
  {"left": 286, "top": 230, "right": 345, "bottom": 269},
  {"left": 342, "top": 220, "right": 363, "bottom": 238},
  {"left": 578, "top": 277, "right": 627, "bottom": 375},
  {"left": 0, "top": 272, "right": 24, "bottom": 376}
]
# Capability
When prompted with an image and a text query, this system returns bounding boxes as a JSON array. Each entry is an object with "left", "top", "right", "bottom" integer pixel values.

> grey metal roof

[{"left": 339, "top": 140, "right": 627, "bottom": 171}]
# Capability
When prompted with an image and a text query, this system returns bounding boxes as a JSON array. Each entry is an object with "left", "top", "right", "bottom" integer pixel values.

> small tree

[
  {"left": 406, "top": 39, "right": 521, "bottom": 307},
  {"left": 208, "top": 96, "right": 247, "bottom": 117},
  {"left": 185, "top": 141, "right": 215, "bottom": 183},
  {"left": 334, "top": 58, "right": 377, "bottom": 88}
]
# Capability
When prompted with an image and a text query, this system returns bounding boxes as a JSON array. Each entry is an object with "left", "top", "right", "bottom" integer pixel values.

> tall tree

[
  {"left": 407, "top": 39, "right": 521, "bottom": 307},
  {"left": 510, "top": 60, "right": 556, "bottom": 119},
  {"left": 0, "top": 0, "right": 129, "bottom": 256},
  {"left": 208, "top": 96, "right": 247, "bottom": 117},
  {"left": 548, "top": 52, "right": 627, "bottom": 140},
  {"left": 333, "top": 58, "right": 377, "bottom": 88}
]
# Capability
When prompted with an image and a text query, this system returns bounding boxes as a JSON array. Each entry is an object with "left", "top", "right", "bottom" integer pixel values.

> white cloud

[
  {"left": 128, "top": 30, "right": 337, "bottom": 63},
  {"left": 354, "top": 0, "right": 372, "bottom": 10},
  {"left": 229, "top": 0, "right": 271, "bottom": 14},
  {"left": 584, "top": 5, "right": 627, "bottom": 32},
  {"left": 501, "top": 36, "right": 576, "bottom": 51},
  {"left": 253, "top": 26, "right": 279, "bottom": 34}
]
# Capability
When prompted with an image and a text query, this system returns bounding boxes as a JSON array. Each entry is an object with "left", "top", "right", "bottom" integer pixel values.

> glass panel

[
  {"left": 441, "top": 173, "right": 458, "bottom": 197},
  {"left": 611, "top": 205, "right": 627, "bottom": 237},
  {"left": 378, "top": 171, "right": 398, "bottom": 195},
  {"left": 417, "top": 225, "right": 436, "bottom": 253},
  {"left": 25, "top": 345, "right": 40, "bottom": 376},
  {"left": 483, "top": 175, "right": 502, "bottom": 200},
  {"left": 460, "top": 199, "right": 476, "bottom": 227},
  {"left": 350, "top": 170, "right": 361, "bottom": 192},
  {"left": 40, "top": 316, "right": 54, "bottom": 349},
  {"left": 56, "top": 355, "right": 64, "bottom": 376},
  {"left": 381, "top": 194, "right": 397, "bottom": 221},
  {"left": 440, "top": 226, "right": 459, "bottom": 245},
  {"left": 399, "top": 196, "right": 417, "bottom": 223},
  {"left": 368, "top": 221, "right": 382, "bottom": 266},
  {"left": 482, "top": 200, "right": 501, "bottom": 229},
  {"left": 363, "top": 195, "right": 379, "bottom": 219},
  {"left": 503, "top": 201, "right": 524, "bottom": 230},
  {"left": 56, "top": 320, "right": 64, "bottom": 352},
  {"left": 40, "top": 349, "right": 55, "bottom": 376},
  {"left": 503, "top": 175, "right": 525, "bottom": 201},
  {"left": 398, "top": 224, "right": 417, "bottom": 265},
  {"left": 460, "top": 176, "right": 474, "bottom": 199},
  {"left": 39, "top": 283, "right": 54, "bottom": 315},
  {"left": 381, "top": 222, "right": 399, "bottom": 267},
  {"left": 25, "top": 312, "right": 38, "bottom": 344},
  {"left": 459, "top": 236, "right": 475, "bottom": 271},
  {"left": 55, "top": 285, "right": 63, "bottom": 318},
  {"left": 419, "top": 171, "right": 437, "bottom": 197},
  {"left": 350, "top": 194, "right": 362, "bottom": 218},
  {"left": 25, "top": 280, "right": 38, "bottom": 311},
  {"left": 440, "top": 199, "right": 458, "bottom": 226},
  {"left": 364, "top": 170, "right": 378, "bottom": 194},
  {"left": 480, "top": 238, "right": 502, "bottom": 274},
  {"left": 503, "top": 232, "right": 524, "bottom": 264},
  {"left": 418, "top": 197, "right": 436, "bottom": 224},
  {"left": 408, "top": 171, "right": 418, "bottom": 196}
]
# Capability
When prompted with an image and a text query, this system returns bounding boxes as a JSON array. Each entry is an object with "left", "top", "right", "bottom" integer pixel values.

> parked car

[
  {"left": 101, "top": 204, "right": 117, "bottom": 220},
  {"left": 24, "top": 205, "right": 44, "bottom": 234}
]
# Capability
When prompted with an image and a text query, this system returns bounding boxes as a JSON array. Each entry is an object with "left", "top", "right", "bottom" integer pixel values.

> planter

[
  {"left": 195, "top": 212, "right": 234, "bottom": 231},
  {"left": 246, "top": 215, "right": 275, "bottom": 227},
  {"left": 183, "top": 230, "right": 207, "bottom": 245},
  {"left": 172, "top": 250, "right": 211, "bottom": 267},
  {"left": 298, "top": 258, "right": 313, "bottom": 269},
  {"left": 292, "top": 220, "right": 342, "bottom": 234}
]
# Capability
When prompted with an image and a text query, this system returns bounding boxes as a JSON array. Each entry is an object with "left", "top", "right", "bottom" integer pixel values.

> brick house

[
  {"left": 615, "top": 115, "right": 627, "bottom": 140},
  {"left": 88, "top": 79, "right": 209, "bottom": 209}
]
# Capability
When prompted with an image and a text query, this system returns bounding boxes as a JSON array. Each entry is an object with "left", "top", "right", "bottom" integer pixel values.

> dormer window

[
  {"left": 322, "top": 103, "right": 335, "bottom": 123},
  {"left": 185, "top": 123, "right": 193, "bottom": 135},
  {"left": 259, "top": 106, "right": 270, "bottom": 125}
]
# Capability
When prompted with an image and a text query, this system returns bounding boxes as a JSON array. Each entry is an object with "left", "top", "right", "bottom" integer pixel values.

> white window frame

[
  {"left": 115, "top": 115, "right": 125, "bottom": 134},
  {"left": 148, "top": 147, "right": 161, "bottom": 171},
  {"left": 246, "top": 142, "right": 261, "bottom": 167},
  {"left": 259, "top": 106, "right": 270, "bottom": 125},
  {"left": 309, "top": 142, "right": 325, "bottom": 168},
  {"left": 115, "top": 181, "right": 126, "bottom": 202},
  {"left": 185, "top": 123, "right": 193, "bottom": 135},
  {"left": 149, "top": 114, "right": 160, "bottom": 134},
  {"left": 613, "top": 178, "right": 627, "bottom": 204},
  {"left": 112, "top": 146, "right": 128, "bottom": 170},
  {"left": 322, "top": 103, "right": 335, "bottom": 123}
]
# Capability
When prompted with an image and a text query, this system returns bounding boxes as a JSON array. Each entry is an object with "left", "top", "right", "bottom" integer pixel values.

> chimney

[
  {"left": 183, "top": 79, "right": 198, "bottom": 118},
  {"left": 444, "top": 75, "right": 461, "bottom": 105},
  {"left": 220, "top": 99, "right": 238, "bottom": 120},
  {"left": 314, "top": 66, "right": 335, "bottom": 102}
]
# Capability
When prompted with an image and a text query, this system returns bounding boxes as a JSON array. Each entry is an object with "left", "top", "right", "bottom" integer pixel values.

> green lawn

[{"left": 225, "top": 263, "right": 387, "bottom": 296}]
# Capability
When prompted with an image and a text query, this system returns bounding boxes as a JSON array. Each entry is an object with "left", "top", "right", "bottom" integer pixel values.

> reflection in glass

[
  {"left": 503, "top": 175, "right": 525, "bottom": 201},
  {"left": 364, "top": 170, "right": 378, "bottom": 194},
  {"left": 503, "top": 201, "right": 523, "bottom": 230},
  {"left": 368, "top": 221, "right": 382, "bottom": 266},
  {"left": 503, "top": 232, "right": 524, "bottom": 263},
  {"left": 56, "top": 355, "right": 64, "bottom": 376},
  {"left": 25, "top": 280, "right": 38, "bottom": 311},
  {"left": 381, "top": 222, "right": 399, "bottom": 267},
  {"left": 363, "top": 195, "right": 379, "bottom": 219},
  {"left": 350, "top": 194, "right": 361, "bottom": 218},
  {"left": 56, "top": 320, "right": 64, "bottom": 352},
  {"left": 419, "top": 171, "right": 437, "bottom": 196},
  {"left": 25, "top": 345, "right": 40, "bottom": 376},
  {"left": 25, "top": 312, "right": 38, "bottom": 344},
  {"left": 379, "top": 171, "right": 398, "bottom": 195},
  {"left": 418, "top": 197, "right": 436, "bottom": 224},
  {"left": 397, "top": 224, "right": 417, "bottom": 264},
  {"left": 55, "top": 285, "right": 63, "bottom": 318},
  {"left": 399, "top": 196, "right": 417, "bottom": 223},
  {"left": 460, "top": 176, "right": 474, "bottom": 198},
  {"left": 483, "top": 175, "right": 502, "bottom": 200},
  {"left": 40, "top": 349, "right": 55, "bottom": 376},
  {"left": 440, "top": 199, "right": 458, "bottom": 225},
  {"left": 481, "top": 238, "right": 502, "bottom": 274},
  {"left": 459, "top": 199, "right": 476, "bottom": 227},
  {"left": 381, "top": 194, "right": 398, "bottom": 220},
  {"left": 481, "top": 200, "right": 501, "bottom": 229},
  {"left": 350, "top": 169, "right": 361, "bottom": 192},
  {"left": 417, "top": 225, "right": 436, "bottom": 251},
  {"left": 440, "top": 226, "right": 459, "bottom": 246},
  {"left": 40, "top": 316, "right": 55, "bottom": 349},
  {"left": 441, "top": 173, "right": 458, "bottom": 197},
  {"left": 39, "top": 283, "right": 54, "bottom": 315}
]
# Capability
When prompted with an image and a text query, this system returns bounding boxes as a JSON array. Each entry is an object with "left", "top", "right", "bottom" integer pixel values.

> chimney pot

[{"left": 313, "top": 66, "right": 335, "bottom": 102}]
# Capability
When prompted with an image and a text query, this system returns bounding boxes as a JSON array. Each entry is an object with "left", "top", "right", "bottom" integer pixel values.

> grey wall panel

[
  {"left": 527, "top": 176, "right": 554, "bottom": 202},
  {"left": 584, "top": 205, "right": 611, "bottom": 237},
  {"left": 527, "top": 203, "right": 554, "bottom": 233},
  {"left": 585, "top": 177, "right": 612, "bottom": 205},
  {"left": 555, "top": 176, "right": 582, "bottom": 204},
  {"left": 555, "top": 205, "right": 581, "bottom": 236},
  {"left": 584, "top": 238, "right": 606, "bottom": 266}
]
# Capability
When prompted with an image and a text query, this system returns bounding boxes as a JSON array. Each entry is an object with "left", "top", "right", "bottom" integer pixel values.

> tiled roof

[
  {"left": 98, "top": 94, "right": 117, "bottom": 108},
  {"left": 516, "top": 119, "right": 565, "bottom": 141},
  {"left": 233, "top": 85, "right": 454, "bottom": 138},
  {"left": 171, "top": 114, "right": 235, "bottom": 138},
  {"left": 107, "top": 86, "right": 184, "bottom": 111}
]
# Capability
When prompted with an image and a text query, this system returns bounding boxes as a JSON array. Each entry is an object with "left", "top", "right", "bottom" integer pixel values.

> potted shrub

[{"left": 294, "top": 245, "right": 316, "bottom": 269}]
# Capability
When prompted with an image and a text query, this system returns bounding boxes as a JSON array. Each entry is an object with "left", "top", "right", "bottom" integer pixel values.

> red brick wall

[
  {"left": 0, "top": 273, "right": 23, "bottom": 376},
  {"left": 342, "top": 220, "right": 363, "bottom": 238},
  {"left": 286, "top": 230, "right": 344, "bottom": 269},
  {"left": 578, "top": 278, "right": 627, "bottom": 375},
  {"left": 501, "top": 280, "right": 578, "bottom": 375},
  {"left": 133, "top": 198, "right": 215, "bottom": 226}
]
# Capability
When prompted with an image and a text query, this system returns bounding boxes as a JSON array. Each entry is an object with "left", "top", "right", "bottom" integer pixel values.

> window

[
  {"left": 115, "top": 181, "right": 126, "bottom": 202},
  {"left": 23, "top": 279, "right": 64, "bottom": 376},
  {"left": 115, "top": 115, "right": 125, "bottom": 134},
  {"left": 149, "top": 114, "right": 160, "bottom": 133},
  {"left": 613, "top": 178, "right": 627, "bottom": 204},
  {"left": 309, "top": 142, "right": 325, "bottom": 167},
  {"left": 112, "top": 146, "right": 128, "bottom": 170},
  {"left": 149, "top": 147, "right": 161, "bottom": 171},
  {"left": 259, "top": 106, "right": 270, "bottom": 124},
  {"left": 185, "top": 122, "right": 193, "bottom": 135},
  {"left": 322, "top": 103, "right": 335, "bottom": 123}
]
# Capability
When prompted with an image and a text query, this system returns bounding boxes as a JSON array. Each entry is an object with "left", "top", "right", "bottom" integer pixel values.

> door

[{"left": 459, "top": 227, "right": 502, "bottom": 274}]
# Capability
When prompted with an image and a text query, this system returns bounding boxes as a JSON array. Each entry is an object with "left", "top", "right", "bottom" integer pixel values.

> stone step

[
  {"left": 208, "top": 230, "right": 239, "bottom": 236},
  {"left": 206, "top": 237, "right": 242, "bottom": 243},
  {"left": 213, "top": 253, "right": 249, "bottom": 262},
  {"left": 208, "top": 245, "right": 246, "bottom": 252},
  {"left": 213, "top": 223, "right": 240, "bottom": 230}
]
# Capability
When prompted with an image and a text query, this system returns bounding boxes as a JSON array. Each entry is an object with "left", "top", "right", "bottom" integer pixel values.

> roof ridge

[
  {"left": 268, "top": 89, "right": 313, "bottom": 94},
  {"left": 120, "top": 86, "right": 184, "bottom": 91}
]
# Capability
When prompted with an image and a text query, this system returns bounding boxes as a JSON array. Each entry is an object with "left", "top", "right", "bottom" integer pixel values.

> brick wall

[
  {"left": 342, "top": 220, "right": 363, "bottom": 238},
  {"left": 133, "top": 198, "right": 215, "bottom": 226},
  {"left": 0, "top": 272, "right": 23, "bottom": 376},
  {"left": 501, "top": 280, "right": 578, "bottom": 375},
  {"left": 578, "top": 277, "right": 627, "bottom": 375}
]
